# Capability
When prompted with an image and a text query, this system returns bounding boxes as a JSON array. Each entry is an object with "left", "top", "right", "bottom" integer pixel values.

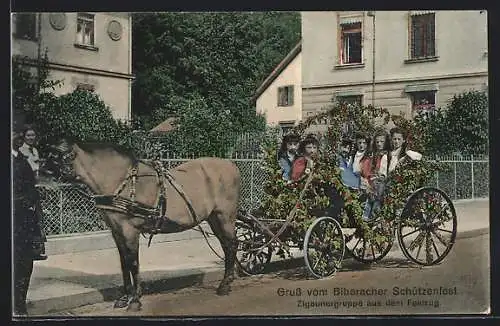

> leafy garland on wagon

[{"left": 259, "top": 103, "right": 448, "bottom": 258}]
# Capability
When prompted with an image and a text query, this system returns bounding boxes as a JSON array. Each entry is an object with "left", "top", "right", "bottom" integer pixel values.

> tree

[
  {"left": 12, "top": 52, "right": 62, "bottom": 131},
  {"left": 131, "top": 12, "right": 301, "bottom": 154},
  {"left": 445, "top": 90, "right": 488, "bottom": 155},
  {"left": 31, "top": 89, "right": 133, "bottom": 152},
  {"left": 414, "top": 90, "right": 489, "bottom": 156}
]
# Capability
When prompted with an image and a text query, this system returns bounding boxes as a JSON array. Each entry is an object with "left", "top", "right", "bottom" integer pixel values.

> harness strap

[{"left": 164, "top": 171, "right": 199, "bottom": 225}]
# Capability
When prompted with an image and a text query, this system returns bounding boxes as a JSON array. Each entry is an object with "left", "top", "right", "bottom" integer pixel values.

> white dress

[
  {"left": 19, "top": 143, "right": 40, "bottom": 177},
  {"left": 378, "top": 148, "right": 422, "bottom": 177},
  {"left": 352, "top": 151, "right": 365, "bottom": 174}
]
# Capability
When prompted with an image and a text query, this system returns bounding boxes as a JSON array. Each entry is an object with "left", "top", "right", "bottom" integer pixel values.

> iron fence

[{"left": 36, "top": 156, "right": 489, "bottom": 236}]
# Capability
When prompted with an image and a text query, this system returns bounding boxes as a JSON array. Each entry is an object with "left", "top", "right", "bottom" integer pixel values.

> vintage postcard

[{"left": 11, "top": 10, "right": 489, "bottom": 318}]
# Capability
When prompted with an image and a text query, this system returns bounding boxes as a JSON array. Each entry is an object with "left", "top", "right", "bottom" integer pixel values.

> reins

[{"left": 91, "top": 159, "right": 225, "bottom": 260}]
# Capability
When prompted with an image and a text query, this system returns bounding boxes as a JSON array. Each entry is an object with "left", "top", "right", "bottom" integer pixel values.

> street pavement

[
  {"left": 19, "top": 199, "right": 489, "bottom": 317},
  {"left": 58, "top": 232, "right": 491, "bottom": 316}
]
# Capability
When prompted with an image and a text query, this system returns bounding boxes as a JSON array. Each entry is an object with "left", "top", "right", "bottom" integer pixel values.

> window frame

[
  {"left": 14, "top": 13, "right": 38, "bottom": 41},
  {"left": 279, "top": 121, "right": 295, "bottom": 135},
  {"left": 408, "top": 12, "right": 437, "bottom": 60},
  {"left": 76, "top": 83, "right": 96, "bottom": 92},
  {"left": 336, "top": 94, "right": 363, "bottom": 107},
  {"left": 410, "top": 90, "right": 437, "bottom": 118},
  {"left": 277, "top": 85, "right": 294, "bottom": 107},
  {"left": 339, "top": 22, "right": 363, "bottom": 65},
  {"left": 75, "top": 13, "right": 97, "bottom": 49}
]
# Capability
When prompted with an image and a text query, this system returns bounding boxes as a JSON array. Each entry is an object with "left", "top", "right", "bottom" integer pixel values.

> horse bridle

[{"left": 48, "top": 142, "right": 77, "bottom": 182}]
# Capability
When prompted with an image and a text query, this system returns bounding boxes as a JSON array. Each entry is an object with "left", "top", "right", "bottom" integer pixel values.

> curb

[
  {"left": 29, "top": 227, "right": 489, "bottom": 316},
  {"left": 29, "top": 258, "right": 304, "bottom": 316}
]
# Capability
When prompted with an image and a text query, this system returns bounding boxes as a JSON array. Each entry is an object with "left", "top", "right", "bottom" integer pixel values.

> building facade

[
  {"left": 254, "top": 41, "right": 302, "bottom": 133},
  {"left": 12, "top": 12, "right": 134, "bottom": 121},
  {"left": 301, "top": 10, "right": 488, "bottom": 121}
]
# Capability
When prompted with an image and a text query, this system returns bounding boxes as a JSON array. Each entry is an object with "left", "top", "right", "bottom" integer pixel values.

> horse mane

[{"left": 76, "top": 142, "right": 139, "bottom": 164}]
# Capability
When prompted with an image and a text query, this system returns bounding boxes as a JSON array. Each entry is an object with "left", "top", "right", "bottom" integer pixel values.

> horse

[{"left": 48, "top": 139, "right": 241, "bottom": 311}]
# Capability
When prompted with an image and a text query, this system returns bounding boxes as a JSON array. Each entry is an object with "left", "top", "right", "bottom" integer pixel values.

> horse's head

[{"left": 46, "top": 138, "right": 79, "bottom": 182}]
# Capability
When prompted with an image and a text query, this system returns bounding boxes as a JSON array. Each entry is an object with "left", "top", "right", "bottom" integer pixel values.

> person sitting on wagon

[
  {"left": 290, "top": 135, "right": 319, "bottom": 181},
  {"left": 378, "top": 127, "right": 423, "bottom": 178},
  {"left": 277, "top": 133, "right": 300, "bottom": 181},
  {"left": 351, "top": 132, "right": 372, "bottom": 191},
  {"left": 337, "top": 138, "right": 360, "bottom": 189},
  {"left": 360, "top": 129, "right": 391, "bottom": 220}
]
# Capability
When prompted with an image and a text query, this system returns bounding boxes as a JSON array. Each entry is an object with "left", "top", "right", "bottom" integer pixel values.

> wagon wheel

[
  {"left": 397, "top": 187, "right": 457, "bottom": 266},
  {"left": 345, "top": 216, "right": 394, "bottom": 264},
  {"left": 303, "top": 216, "right": 345, "bottom": 279},
  {"left": 235, "top": 220, "right": 273, "bottom": 276}
]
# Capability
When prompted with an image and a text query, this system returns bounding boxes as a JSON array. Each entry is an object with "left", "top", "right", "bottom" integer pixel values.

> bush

[
  {"left": 415, "top": 90, "right": 488, "bottom": 156},
  {"left": 32, "top": 89, "right": 133, "bottom": 152}
]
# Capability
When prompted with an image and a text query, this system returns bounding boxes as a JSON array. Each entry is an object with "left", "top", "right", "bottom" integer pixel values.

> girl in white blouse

[
  {"left": 19, "top": 126, "right": 41, "bottom": 179},
  {"left": 378, "top": 127, "right": 422, "bottom": 177}
]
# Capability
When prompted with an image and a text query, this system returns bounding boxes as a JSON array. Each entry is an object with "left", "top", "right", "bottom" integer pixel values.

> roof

[
  {"left": 150, "top": 117, "right": 178, "bottom": 134},
  {"left": 252, "top": 40, "right": 302, "bottom": 103}
]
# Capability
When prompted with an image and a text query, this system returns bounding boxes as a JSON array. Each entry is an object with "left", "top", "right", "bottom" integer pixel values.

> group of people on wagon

[{"left": 277, "top": 126, "right": 422, "bottom": 221}]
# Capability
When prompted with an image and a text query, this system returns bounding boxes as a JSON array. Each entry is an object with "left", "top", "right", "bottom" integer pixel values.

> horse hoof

[
  {"left": 216, "top": 286, "right": 231, "bottom": 296},
  {"left": 113, "top": 295, "right": 129, "bottom": 309},
  {"left": 127, "top": 300, "right": 142, "bottom": 312}
]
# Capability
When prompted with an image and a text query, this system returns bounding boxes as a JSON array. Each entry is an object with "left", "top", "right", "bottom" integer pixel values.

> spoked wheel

[
  {"left": 303, "top": 216, "right": 345, "bottom": 279},
  {"left": 235, "top": 220, "right": 272, "bottom": 276},
  {"left": 397, "top": 187, "right": 457, "bottom": 266},
  {"left": 345, "top": 216, "right": 394, "bottom": 264}
]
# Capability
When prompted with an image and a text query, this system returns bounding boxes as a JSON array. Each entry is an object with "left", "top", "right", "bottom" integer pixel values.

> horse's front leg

[
  {"left": 126, "top": 246, "right": 142, "bottom": 311},
  {"left": 109, "top": 217, "right": 142, "bottom": 310},
  {"left": 111, "top": 230, "right": 133, "bottom": 309}
]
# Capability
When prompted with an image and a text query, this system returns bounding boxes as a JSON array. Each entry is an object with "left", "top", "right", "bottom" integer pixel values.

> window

[
  {"left": 410, "top": 13, "right": 435, "bottom": 59},
  {"left": 410, "top": 91, "right": 436, "bottom": 118},
  {"left": 340, "top": 22, "right": 362, "bottom": 65},
  {"left": 15, "top": 13, "right": 37, "bottom": 41},
  {"left": 337, "top": 95, "right": 363, "bottom": 106},
  {"left": 76, "top": 83, "right": 95, "bottom": 92},
  {"left": 277, "top": 86, "right": 294, "bottom": 107},
  {"left": 76, "top": 13, "right": 95, "bottom": 46},
  {"left": 279, "top": 122, "right": 295, "bottom": 135}
]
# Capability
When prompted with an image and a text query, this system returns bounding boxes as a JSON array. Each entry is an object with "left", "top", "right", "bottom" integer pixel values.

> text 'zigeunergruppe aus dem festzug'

[{"left": 276, "top": 286, "right": 458, "bottom": 310}]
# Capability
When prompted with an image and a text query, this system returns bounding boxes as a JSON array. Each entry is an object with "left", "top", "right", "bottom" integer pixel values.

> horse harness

[{"left": 93, "top": 159, "right": 200, "bottom": 247}]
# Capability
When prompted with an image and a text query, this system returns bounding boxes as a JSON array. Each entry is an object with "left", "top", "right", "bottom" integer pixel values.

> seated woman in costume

[
  {"left": 277, "top": 133, "right": 300, "bottom": 181},
  {"left": 290, "top": 135, "right": 319, "bottom": 181},
  {"left": 378, "top": 127, "right": 423, "bottom": 178},
  {"left": 360, "top": 129, "right": 391, "bottom": 220},
  {"left": 351, "top": 132, "right": 372, "bottom": 191}
]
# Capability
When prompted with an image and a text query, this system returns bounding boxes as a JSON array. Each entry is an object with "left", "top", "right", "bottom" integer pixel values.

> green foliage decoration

[
  {"left": 413, "top": 90, "right": 489, "bottom": 156},
  {"left": 259, "top": 102, "right": 446, "bottom": 260}
]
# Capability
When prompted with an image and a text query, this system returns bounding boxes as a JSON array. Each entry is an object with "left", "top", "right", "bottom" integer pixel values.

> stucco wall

[
  {"left": 49, "top": 69, "right": 131, "bottom": 121},
  {"left": 12, "top": 12, "right": 132, "bottom": 120},
  {"left": 256, "top": 52, "right": 302, "bottom": 125},
  {"left": 302, "top": 11, "right": 487, "bottom": 87},
  {"left": 301, "top": 10, "right": 488, "bottom": 117},
  {"left": 303, "top": 74, "right": 488, "bottom": 118}
]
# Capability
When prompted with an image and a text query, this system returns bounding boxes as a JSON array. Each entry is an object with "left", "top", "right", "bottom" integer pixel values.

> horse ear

[{"left": 54, "top": 138, "right": 72, "bottom": 153}]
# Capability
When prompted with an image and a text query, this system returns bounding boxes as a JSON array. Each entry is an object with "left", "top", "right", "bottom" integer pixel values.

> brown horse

[{"left": 50, "top": 139, "right": 241, "bottom": 311}]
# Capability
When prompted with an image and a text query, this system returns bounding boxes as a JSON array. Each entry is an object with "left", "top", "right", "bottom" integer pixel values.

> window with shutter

[
  {"left": 410, "top": 13, "right": 435, "bottom": 59},
  {"left": 340, "top": 22, "right": 362, "bottom": 64},
  {"left": 76, "top": 13, "right": 95, "bottom": 46}
]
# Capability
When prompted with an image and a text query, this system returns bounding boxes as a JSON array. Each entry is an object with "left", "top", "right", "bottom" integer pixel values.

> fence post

[
  {"left": 250, "top": 159, "right": 255, "bottom": 209},
  {"left": 58, "top": 187, "right": 64, "bottom": 234},
  {"left": 454, "top": 160, "right": 457, "bottom": 200},
  {"left": 471, "top": 155, "right": 475, "bottom": 199}
]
